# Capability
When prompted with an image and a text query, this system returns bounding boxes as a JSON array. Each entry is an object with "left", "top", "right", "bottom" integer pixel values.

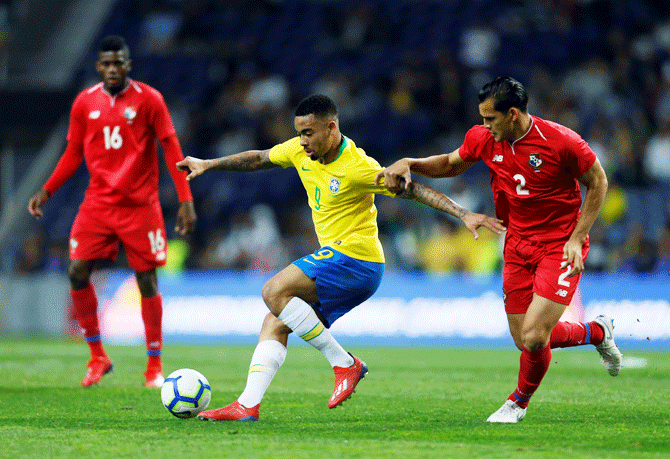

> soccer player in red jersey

[
  {"left": 27, "top": 35, "right": 196, "bottom": 388},
  {"left": 376, "top": 76, "right": 622, "bottom": 423}
]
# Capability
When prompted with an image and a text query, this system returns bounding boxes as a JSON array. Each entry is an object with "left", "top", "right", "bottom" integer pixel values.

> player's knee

[
  {"left": 521, "top": 329, "right": 550, "bottom": 351},
  {"left": 261, "top": 279, "right": 283, "bottom": 315},
  {"left": 67, "top": 262, "right": 91, "bottom": 289},
  {"left": 135, "top": 270, "right": 158, "bottom": 297},
  {"left": 522, "top": 331, "right": 549, "bottom": 351}
]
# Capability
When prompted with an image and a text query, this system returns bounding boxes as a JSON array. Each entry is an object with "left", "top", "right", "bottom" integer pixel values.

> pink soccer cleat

[
  {"left": 328, "top": 354, "right": 368, "bottom": 409},
  {"left": 198, "top": 401, "right": 260, "bottom": 422},
  {"left": 81, "top": 356, "right": 113, "bottom": 386}
]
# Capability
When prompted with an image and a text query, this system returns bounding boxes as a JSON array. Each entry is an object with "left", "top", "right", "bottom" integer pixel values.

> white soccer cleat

[
  {"left": 486, "top": 400, "right": 527, "bottom": 423},
  {"left": 593, "top": 314, "right": 622, "bottom": 376}
]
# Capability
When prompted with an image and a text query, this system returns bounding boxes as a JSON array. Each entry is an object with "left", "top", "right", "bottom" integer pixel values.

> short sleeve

[
  {"left": 565, "top": 131, "right": 596, "bottom": 178},
  {"left": 458, "top": 126, "right": 488, "bottom": 162},
  {"left": 351, "top": 155, "right": 396, "bottom": 198},
  {"left": 269, "top": 137, "right": 300, "bottom": 168}
]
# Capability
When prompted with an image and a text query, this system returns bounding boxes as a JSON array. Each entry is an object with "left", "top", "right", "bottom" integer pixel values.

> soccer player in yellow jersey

[{"left": 177, "top": 95, "right": 505, "bottom": 421}]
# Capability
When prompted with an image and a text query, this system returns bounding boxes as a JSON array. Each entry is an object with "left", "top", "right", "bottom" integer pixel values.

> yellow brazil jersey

[{"left": 269, "top": 136, "right": 395, "bottom": 263}]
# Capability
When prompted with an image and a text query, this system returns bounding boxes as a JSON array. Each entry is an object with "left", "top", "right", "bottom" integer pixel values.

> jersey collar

[{"left": 332, "top": 136, "right": 347, "bottom": 163}]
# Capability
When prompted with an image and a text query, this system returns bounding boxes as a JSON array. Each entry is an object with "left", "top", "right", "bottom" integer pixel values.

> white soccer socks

[
  {"left": 278, "top": 297, "right": 354, "bottom": 368},
  {"left": 237, "top": 339, "right": 287, "bottom": 408}
]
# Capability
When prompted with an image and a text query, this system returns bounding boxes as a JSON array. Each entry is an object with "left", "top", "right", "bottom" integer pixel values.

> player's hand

[
  {"left": 460, "top": 211, "right": 506, "bottom": 240},
  {"left": 175, "top": 201, "right": 197, "bottom": 236},
  {"left": 561, "top": 238, "right": 585, "bottom": 278},
  {"left": 27, "top": 189, "right": 50, "bottom": 220},
  {"left": 176, "top": 156, "right": 208, "bottom": 181},
  {"left": 375, "top": 159, "right": 412, "bottom": 193}
]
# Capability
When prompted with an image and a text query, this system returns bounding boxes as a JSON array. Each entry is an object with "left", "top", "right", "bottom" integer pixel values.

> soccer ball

[{"left": 161, "top": 368, "right": 211, "bottom": 418}]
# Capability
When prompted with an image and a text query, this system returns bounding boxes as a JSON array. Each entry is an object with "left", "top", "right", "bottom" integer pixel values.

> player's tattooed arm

[
  {"left": 397, "top": 181, "right": 506, "bottom": 239},
  {"left": 176, "top": 150, "right": 277, "bottom": 181},
  {"left": 397, "top": 182, "right": 466, "bottom": 218},
  {"left": 209, "top": 149, "right": 276, "bottom": 172}
]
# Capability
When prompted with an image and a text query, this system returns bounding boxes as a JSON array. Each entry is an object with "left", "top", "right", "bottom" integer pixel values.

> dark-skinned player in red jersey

[
  {"left": 376, "top": 76, "right": 622, "bottom": 423},
  {"left": 28, "top": 35, "right": 196, "bottom": 388}
]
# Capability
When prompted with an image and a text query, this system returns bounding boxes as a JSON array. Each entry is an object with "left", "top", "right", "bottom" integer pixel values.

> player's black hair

[
  {"left": 478, "top": 76, "right": 528, "bottom": 113},
  {"left": 294, "top": 94, "right": 338, "bottom": 118},
  {"left": 98, "top": 35, "right": 130, "bottom": 59}
]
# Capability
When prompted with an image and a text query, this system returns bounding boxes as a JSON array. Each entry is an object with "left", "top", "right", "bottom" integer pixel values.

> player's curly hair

[
  {"left": 98, "top": 35, "right": 130, "bottom": 59},
  {"left": 479, "top": 76, "right": 528, "bottom": 113},
  {"left": 295, "top": 94, "right": 338, "bottom": 118}
]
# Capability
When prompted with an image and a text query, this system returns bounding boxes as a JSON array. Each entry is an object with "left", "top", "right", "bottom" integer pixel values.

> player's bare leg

[{"left": 136, "top": 269, "right": 164, "bottom": 387}]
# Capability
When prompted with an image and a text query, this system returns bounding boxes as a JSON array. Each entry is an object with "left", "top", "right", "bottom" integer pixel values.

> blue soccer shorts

[{"left": 292, "top": 246, "right": 384, "bottom": 327}]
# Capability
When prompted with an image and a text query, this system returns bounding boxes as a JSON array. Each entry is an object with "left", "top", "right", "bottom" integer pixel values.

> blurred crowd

[{"left": 12, "top": 0, "right": 670, "bottom": 275}]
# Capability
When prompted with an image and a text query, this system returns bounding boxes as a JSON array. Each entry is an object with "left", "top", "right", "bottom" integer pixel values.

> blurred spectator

[
  {"left": 459, "top": 22, "right": 499, "bottom": 70},
  {"left": 137, "top": 1, "right": 182, "bottom": 54},
  {"left": 198, "top": 204, "right": 285, "bottom": 272},
  {"left": 14, "top": 226, "right": 46, "bottom": 273}
]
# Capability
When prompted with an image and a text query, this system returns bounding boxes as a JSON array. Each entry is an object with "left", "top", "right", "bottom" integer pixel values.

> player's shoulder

[
  {"left": 343, "top": 137, "right": 373, "bottom": 163},
  {"left": 465, "top": 124, "right": 492, "bottom": 142},
  {"left": 270, "top": 136, "right": 302, "bottom": 159},
  {"left": 276, "top": 136, "right": 302, "bottom": 152},
  {"left": 129, "top": 80, "right": 166, "bottom": 102},
  {"left": 532, "top": 115, "right": 583, "bottom": 142},
  {"left": 75, "top": 82, "right": 104, "bottom": 100}
]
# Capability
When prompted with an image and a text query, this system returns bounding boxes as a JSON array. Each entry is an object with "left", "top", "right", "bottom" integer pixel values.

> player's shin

[
  {"left": 550, "top": 320, "right": 605, "bottom": 348},
  {"left": 509, "top": 345, "right": 552, "bottom": 409},
  {"left": 237, "top": 340, "right": 287, "bottom": 408},
  {"left": 71, "top": 283, "right": 106, "bottom": 359},
  {"left": 278, "top": 297, "right": 354, "bottom": 368},
  {"left": 141, "top": 294, "right": 163, "bottom": 368}
]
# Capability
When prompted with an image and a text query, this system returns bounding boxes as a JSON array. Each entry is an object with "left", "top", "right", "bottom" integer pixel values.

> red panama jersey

[
  {"left": 66, "top": 80, "right": 177, "bottom": 206},
  {"left": 459, "top": 116, "right": 596, "bottom": 242}
]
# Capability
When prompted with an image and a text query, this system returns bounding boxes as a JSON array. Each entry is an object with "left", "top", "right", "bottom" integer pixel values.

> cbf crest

[
  {"left": 329, "top": 177, "right": 341, "bottom": 194},
  {"left": 528, "top": 153, "right": 544, "bottom": 170}
]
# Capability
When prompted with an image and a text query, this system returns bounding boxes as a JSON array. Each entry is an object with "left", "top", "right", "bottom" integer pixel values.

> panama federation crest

[
  {"left": 124, "top": 106, "right": 137, "bottom": 123},
  {"left": 528, "top": 153, "right": 544, "bottom": 170},
  {"left": 329, "top": 177, "right": 340, "bottom": 194}
]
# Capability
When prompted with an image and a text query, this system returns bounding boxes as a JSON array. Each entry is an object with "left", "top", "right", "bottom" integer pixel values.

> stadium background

[{"left": 0, "top": 0, "right": 668, "bottom": 348}]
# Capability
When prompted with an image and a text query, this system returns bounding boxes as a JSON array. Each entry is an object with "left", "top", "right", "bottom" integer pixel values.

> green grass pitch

[{"left": 1, "top": 338, "right": 668, "bottom": 459}]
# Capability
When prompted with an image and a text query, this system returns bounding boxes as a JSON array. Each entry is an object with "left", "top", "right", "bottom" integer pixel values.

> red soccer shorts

[
  {"left": 501, "top": 233, "right": 589, "bottom": 314},
  {"left": 69, "top": 199, "right": 167, "bottom": 272}
]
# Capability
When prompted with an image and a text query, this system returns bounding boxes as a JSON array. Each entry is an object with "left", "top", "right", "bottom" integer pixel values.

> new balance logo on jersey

[
  {"left": 331, "top": 378, "right": 348, "bottom": 401},
  {"left": 493, "top": 154, "right": 503, "bottom": 162},
  {"left": 555, "top": 289, "right": 568, "bottom": 297},
  {"left": 89, "top": 110, "right": 100, "bottom": 119}
]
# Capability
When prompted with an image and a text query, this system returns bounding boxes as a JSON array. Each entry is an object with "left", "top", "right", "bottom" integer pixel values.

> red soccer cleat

[
  {"left": 328, "top": 354, "right": 368, "bottom": 409},
  {"left": 81, "top": 356, "right": 113, "bottom": 386},
  {"left": 198, "top": 401, "right": 260, "bottom": 422},
  {"left": 144, "top": 365, "right": 164, "bottom": 388}
]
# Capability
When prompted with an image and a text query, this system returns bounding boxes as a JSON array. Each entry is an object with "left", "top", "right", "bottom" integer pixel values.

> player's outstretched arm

[
  {"left": 374, "top": 150, "right": 476, "bottom": 193},
  {"left": 397, "top": 181, "right": 506, "bottom": 240},
  {"left": 176, "top": 150, "right": 276, "bottom": 181}
]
